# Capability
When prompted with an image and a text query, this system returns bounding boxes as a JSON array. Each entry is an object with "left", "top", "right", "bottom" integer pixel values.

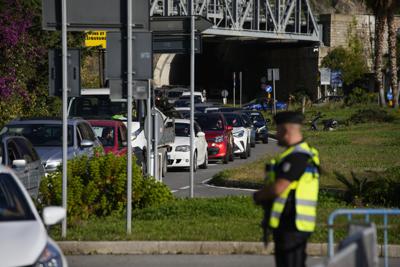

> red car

[
  {"left": 195, "top": 113, "right": 234, "bottom": 164},
  {"left": 88, "top": 120, "right": 128, "bottom": 156}
]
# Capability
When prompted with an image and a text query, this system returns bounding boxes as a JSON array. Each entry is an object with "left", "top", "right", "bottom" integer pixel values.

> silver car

[
  {"left": 0, "top": 118, "right": 102, "bottom": 173},
  {"left": 0, "top": 135, "right": 45, "bottom": 198}
]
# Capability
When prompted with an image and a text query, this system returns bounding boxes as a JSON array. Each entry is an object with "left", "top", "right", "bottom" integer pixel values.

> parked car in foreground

[
  {"left": 0, "top": 165, "right": 68, "bottom": 267},
  {"left": 222, "top": 112, "right": 251, "bottom": 159},
  {"left": 167, "top": 119, "right": 208, "bottom": 171},
  {"left": 0, "top": 135, "right": 45, "bottom": 198},
  {"left": 195, "top": 113, "right": 234, "bottom": 164},
  {"left": 0, "top": 118, "right": 103, "bottom": 173}
]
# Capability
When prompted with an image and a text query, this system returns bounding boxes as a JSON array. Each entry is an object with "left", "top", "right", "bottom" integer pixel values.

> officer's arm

[{"left": 254, "top": 178, "right": 291, "bottom": 203}]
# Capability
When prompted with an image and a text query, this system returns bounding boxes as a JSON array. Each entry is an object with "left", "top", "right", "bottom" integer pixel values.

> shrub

[
  {"left": 349, "top": 108, "right": 395, "bottom": 124},
  {"left": 345, "top": 87, "right": 376, "bottom": 106},
  {"left": 39, "top": 153, "right": 173, "bottom": 224}
]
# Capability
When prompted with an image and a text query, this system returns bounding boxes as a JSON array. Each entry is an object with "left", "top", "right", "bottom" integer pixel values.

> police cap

[{"left": 274, "top": 111, "right": 304, "bottom": 125}]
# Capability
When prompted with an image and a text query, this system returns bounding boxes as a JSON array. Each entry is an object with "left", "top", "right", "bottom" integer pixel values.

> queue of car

[{"left": 165, "top": 90, "right": 270, "bottom": 171}]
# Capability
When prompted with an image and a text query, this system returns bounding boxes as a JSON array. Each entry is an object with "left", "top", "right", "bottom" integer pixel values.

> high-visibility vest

[{"left": 268, "top": 142, "right": 320, "bottom": 232}]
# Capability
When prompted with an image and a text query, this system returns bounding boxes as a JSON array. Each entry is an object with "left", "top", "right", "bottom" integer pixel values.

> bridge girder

[{"left": 150, "top": 0, "right": 320, "bottom": 42}]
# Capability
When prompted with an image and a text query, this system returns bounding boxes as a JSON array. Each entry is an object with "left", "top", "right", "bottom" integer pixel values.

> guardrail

[{"left": 328, "top": 209, "right": 400, "bottom": 267}]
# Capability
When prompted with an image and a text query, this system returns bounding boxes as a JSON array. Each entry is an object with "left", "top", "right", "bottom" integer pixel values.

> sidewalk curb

[{"left": 58, "top": 241, "right": 400, "bottom": 257}]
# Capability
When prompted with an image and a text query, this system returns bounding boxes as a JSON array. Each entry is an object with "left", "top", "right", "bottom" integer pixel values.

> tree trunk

[
  {"left": 375, "top": 14, "right": 386, "bottom": 106},
  {"left": 387, "top": 12, "right": 399, "bottom": 107}
]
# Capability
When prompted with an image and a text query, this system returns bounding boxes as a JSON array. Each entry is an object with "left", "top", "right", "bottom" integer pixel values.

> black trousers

[{"left": 273, "top": 231, "right": 311, "bottom": 267}]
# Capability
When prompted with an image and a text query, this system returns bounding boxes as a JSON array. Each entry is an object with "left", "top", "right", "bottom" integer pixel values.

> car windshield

[
  {"left": 195, "top": 115, "right": 224, "bottom": 131},
  {"left": 4, "top": 124, "right": 73, "bottom": 146},
  {"left": 178, "top": 111, "right": 190, "bottom": 119},
  {"left": 168, "top": 91, "right": 183, "bottom": 98},
  {"left": 92, "top": 126, "right": 114, "bottom": 147},
  {"left": 223, "top": 113, "right": 243, "bottom": 127},
  {"left": 175, "top": 123, "right": 191, "bottom": 137},
  {"left": 250, "top": 113, "right": 265, "bottom": 122},
  {"left": 0, "top": 173, "right": 35, "bottom": 222},
  {"left": 179, "top": 96, "right": 202, "bottom": 103}
]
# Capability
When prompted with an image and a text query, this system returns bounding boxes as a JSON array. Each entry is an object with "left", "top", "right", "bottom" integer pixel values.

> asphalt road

[
  {"left": 67, "top": 255, "right": 322, "bottom": 267},
  {"left": 163, "top": 138, "right": 281, "bottom": 198},
  {"left": 67, "top": 255, "right": 400, "bottom": 267}
]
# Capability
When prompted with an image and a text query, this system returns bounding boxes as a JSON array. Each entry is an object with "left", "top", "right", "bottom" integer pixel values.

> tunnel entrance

[{"left": 156, "top": 39, "right": 320, "bottom": 104}]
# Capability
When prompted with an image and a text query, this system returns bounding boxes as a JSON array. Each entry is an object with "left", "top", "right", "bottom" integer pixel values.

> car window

[
  {"left": 175, "top": 123, "right": 191, "bottom": 137},
  {"left": 119, "top": 125, "right": 127, "bottom": 148},
  {"left": 83, "top": 123, "right": 96, "bottom": 141},
  {"left": 195, "top": 115, "right": 224, "bottom": 131},
  {"left": 92, "top": 126, "right": 114, "bottom": 147},
  {"left": 6, "top": 140, "right": 22, "bottom": 165},
  {"left": 14, "top": 139, "right": 35, "bottom": 163},
  {"left": 0, "top": 173, "right": 35, "bottom": 221},
  {"left": 0, "top": 143, "right": 3, "bottom": 164},
  {"left": 168, "top": 91, "right": 183, "bottom": 98},
  {"left": 223, "top": 113, "right": 243, "bottom": 127},
  {"left": 4, "top": 124, "right": 73, "bottom": 147},
  {"left": 77, "top": 123, "right": 90, "bottom": 141}
]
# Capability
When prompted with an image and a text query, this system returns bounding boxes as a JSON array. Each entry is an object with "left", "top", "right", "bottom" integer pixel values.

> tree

[
  {"left": 363, "top": 0, "right": 396, "bottom": 106},
  {"left": 387, "top": 1, "right": 400, "bottom": 107}
]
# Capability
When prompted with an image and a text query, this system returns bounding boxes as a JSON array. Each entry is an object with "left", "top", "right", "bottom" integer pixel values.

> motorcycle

[{"left": 310, "top": 112, "right": 338, "bottom": 131}]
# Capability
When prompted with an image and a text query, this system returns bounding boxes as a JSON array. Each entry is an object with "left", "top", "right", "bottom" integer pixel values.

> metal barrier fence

[{"left": 328, "top": 209, "right": 400, "bottom": 267}]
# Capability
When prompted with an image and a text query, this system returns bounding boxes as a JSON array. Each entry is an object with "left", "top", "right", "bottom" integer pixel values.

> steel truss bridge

[{"left": 150, "top": 0, "right": 320, "bottom": 42}]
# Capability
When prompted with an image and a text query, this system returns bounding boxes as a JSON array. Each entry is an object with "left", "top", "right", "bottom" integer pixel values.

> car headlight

[
  {"left": 176, "top": 145, "right": 190, "bottom": 152},
  {"left": 35, "top": 242, "right": 64, "bottom": 267},
  {"left": 212, "top": 135, "right": 224, "bottom": 143},
  {"left": 233, "top": 130, "right": 245, "bottom": 137},
  {"left": 44, "top": 160, "right": 62, "bottom": 171}
]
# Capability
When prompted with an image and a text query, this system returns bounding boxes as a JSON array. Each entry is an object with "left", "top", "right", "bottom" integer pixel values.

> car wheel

[
  {"left": 200, "top": 153, "right": 208, "bottom": 169},
  {"left": 228, "top": 145, "right": 234, "bottom": 162},
  {"left": 193, "top": 152, "right": 198, "bottom": 172},
  {"left": 223, "top": 150, "right": 229, "bottom": 164},
  {"left": 240, "top": 146, "right": 248, "bottom": 159}
]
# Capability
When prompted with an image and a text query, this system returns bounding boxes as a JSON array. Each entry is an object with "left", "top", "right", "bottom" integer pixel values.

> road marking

[
  {"left": 171, "top": 190, "right": 178, "bottom": 193},
  {"left": 179, "top": 186, "right": 190, "bottom": 190},
  {"left": 201, "top": 178, "right": 257, "bottom": 192}
]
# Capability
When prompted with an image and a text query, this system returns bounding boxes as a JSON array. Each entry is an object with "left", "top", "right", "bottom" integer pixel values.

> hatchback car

[
  {"left": 0, "top": 135, "right": 45, "bottom": 198},
  {"left": 222, "top": 112, "right": 251, "bottom": 159},
  {"left": 1, "top": 118, "right": 103, "bottom": 173},
  {"left": 167, "top": 119, "right": 208, "bottom": 171},
  {"left": 195, "top": 113, "right": 234, "bottom": 164},
  {"left": 0, "top": 165, "right": 68, "bottom": 267}
]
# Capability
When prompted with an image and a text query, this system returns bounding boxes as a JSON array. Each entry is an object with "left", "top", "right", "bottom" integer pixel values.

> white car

[
  {"left": 167, "top": 119, "right": 208, "bottom": 171},
  {"left": 0, "top": 165, "right": 68, "bottom": 267},
  {"left": 167, "top": 88, "right": 188, "bottom": 104},
  {"left": 181, "top": 91, "right": 205, "bottom": 103},
  {"left": 222, "top": 112, "right": 251, "bottom": 159}
]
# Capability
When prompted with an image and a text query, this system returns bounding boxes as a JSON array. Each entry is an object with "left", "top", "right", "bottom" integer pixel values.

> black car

[{"left": 244, "top": 111, "right": 269, "bottom": 144}]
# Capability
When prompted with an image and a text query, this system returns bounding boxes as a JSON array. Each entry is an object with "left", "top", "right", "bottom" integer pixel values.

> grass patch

[
  {"left": 49, "top": 196, "right": 400, "bottom": 244},
  {"left": 210, "top": 105, "right": 400, "bottom": 190}
]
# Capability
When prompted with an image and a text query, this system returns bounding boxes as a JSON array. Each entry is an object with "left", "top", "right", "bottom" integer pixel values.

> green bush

[
  {"left": 345, "top": 88, "right": 376, "bottom": 106},
  {"left": 39, "top": 153, "right": 173, "bottom": 223},
  {"left": 349, "top": 108, "right": 395, "bottom": 124}
]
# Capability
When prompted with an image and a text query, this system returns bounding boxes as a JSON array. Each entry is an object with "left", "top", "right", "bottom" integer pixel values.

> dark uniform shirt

[{"left": 275, "top": 151, "right": 310, "bottom": 232}]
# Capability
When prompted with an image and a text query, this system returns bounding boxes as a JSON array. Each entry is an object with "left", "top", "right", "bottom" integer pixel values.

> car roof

[
  {"left": 6, "top": 117, "right": 86, "bottom": 126},
  {"left": 182, "top": 91, "right": 202, "bottom": 95},
  {"left": 88, "top": 120, "right": 124, "bottom": 127},
  {"left": 174, "top": 119, "right": 191, "bottom": 124}
]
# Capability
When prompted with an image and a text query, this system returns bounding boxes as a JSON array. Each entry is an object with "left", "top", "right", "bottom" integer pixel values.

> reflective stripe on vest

[{"left": 269, "top": 142, "right": 320, "bottom": 232}]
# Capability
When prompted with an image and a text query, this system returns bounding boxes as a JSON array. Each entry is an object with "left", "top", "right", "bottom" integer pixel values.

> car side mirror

[
  {"left": 12, "top": 159, "right": 27, "bottom": 168},
  {"left": 80, "top": 139, "right": 94, "bottom": 148},
  {"left": 226, "top": 125, "right": 233, "bottom": 131},
  {"left": 197, "top": 132, "right": 205, "bottom": 137},
  {"left": 43, "top": 206, "right": 66, "bottom": 226}
]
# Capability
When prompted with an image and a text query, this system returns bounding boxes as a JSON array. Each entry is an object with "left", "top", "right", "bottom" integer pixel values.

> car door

[
  {"left": 6, "top": 139, "right": 29, "bottom": 192},
  {"left": 15, "top": 138, "right": 43, "bottom": 198}
]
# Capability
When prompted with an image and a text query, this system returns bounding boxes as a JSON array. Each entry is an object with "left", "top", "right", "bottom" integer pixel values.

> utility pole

[
  {"left": 233, "top": 72, "right": 236, "bottom": 107},
  {"left": 61, "top": 0, "right": 68, "bottom": 238},
  {"left": 189, "top": 0, "right": 195, "bottom": 198},
  {"left": 239, "top": 71, "right": 242, "bottom": 107}
]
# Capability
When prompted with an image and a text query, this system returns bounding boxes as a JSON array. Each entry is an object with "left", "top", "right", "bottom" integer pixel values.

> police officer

[{"left": 254, "top": 111, "right": 320, "bottom": 267}]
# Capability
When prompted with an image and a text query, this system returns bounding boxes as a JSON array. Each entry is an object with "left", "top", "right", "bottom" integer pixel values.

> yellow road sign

[{"left": 85, "top": 31, "right": 106, "bottom": 48}]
